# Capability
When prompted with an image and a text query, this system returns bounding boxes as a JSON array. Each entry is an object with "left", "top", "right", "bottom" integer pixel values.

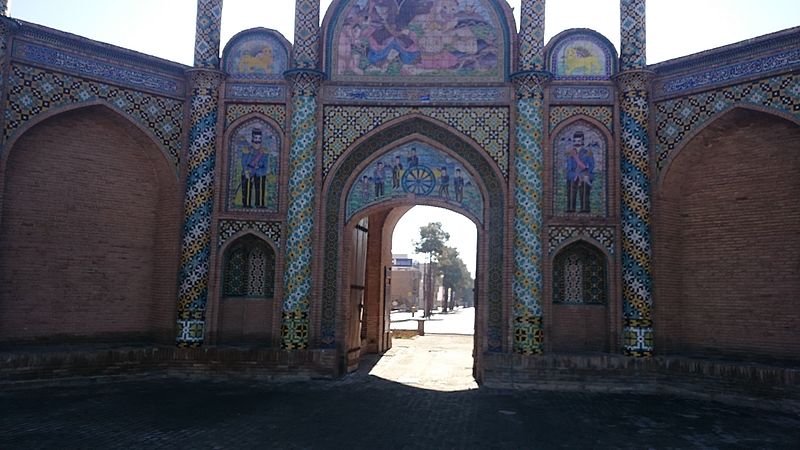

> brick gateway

[{"left": 0, "top": 1, "right": 797, "bottom": 387}]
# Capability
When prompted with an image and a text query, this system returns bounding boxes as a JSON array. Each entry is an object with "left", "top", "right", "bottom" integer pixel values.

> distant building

[{"left": 390, "top": 254, "right": 421, "bottom": 311}]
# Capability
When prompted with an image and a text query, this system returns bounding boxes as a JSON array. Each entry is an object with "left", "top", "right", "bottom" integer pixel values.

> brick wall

[
  {"left": 218, "top": 299, "right": 275, "bottom": 344},
  {"left": 550, "top": 304, "right": 609, "bottom": 352},
  {"left": 482, "top": 353, "right": 800, "bottom": 409},
  {"left": 363, "top": 210, "right": 390, "bottom": 354},
  {"left": 0, "top": 346, "right": 338, "bottom": 383},
  {"left": 0, "top": 106, "right": 182, "bottom": 344},
  {"left": 653, "top": 109, "right": 800, "bottom": 362}
]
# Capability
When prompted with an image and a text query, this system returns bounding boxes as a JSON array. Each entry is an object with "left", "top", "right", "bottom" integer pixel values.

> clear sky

[
  {"left": 9, "top": 1, "right": 799, "bottom": 66},
  {"left": 392, "top": 206, "right": 478, "bottom": 277},
  {"left": 8, "top": 0, "right": 799, "bottom": 276}
]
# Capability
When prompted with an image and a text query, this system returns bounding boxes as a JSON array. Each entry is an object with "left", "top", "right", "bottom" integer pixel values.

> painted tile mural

[
  {"left": 553, "top": 121, "right": 606, "bottom": 216},
  {"left": 346, "top": 141, "right": 483, "bottom": 222},
  {"left": 228, "top": 118, "right": 281, "bottom": 211},
  {"left": 550, "top": 35, "right": 614, "bottom": 80},
  {"left": 224, "top": 31, "right": 289, "bottom": 80},
  {"left": 333, "top": 0, "right": 503, "bottom": 80}
]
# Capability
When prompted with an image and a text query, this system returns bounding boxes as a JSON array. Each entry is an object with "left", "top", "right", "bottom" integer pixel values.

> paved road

[
  {"left": 1, "top": 335, "right": 798, "bottom": 449},
  {"left": 391, "top": 306, "right": 475, "bottom": 335}
]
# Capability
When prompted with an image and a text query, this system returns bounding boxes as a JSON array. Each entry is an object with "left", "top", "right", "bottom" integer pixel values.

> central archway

[{"left": 319, "top": 116, "right": 507, "bottom": 379}]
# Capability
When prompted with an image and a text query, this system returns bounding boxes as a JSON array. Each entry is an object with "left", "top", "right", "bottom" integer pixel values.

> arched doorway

[
  {"left": 216, "top": 233, "right": 279, "bottom": 344},
  {"left": 320, "top": 117, "right": 507, "bottom": 380},
  {"left": 0, "top": 105, "right": 182, "bottom": 344},
  {"left": 653, "top": 108, "right": 800, "bottom": 362},
  {"left": 340, "top": 204, "right": 479, "bottom": 375}
]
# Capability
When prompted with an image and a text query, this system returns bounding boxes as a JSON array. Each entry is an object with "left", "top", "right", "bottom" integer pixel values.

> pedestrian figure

[
  {"left": 373, "top": 161, "right": 386, "bottom": 198},
  {"left": 454, "top": 168, "right": 464, "bottom": 203},
  {"left": 438, "top": 166, "right": 450, "bottom": 199},
  {"left": 392, "top": 155, "right": 404, "bottom": 190}
]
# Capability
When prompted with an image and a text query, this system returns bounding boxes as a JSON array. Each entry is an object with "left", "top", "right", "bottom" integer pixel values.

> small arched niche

[
  {"left": 553, "top": 241, "right": 607, "bottom": 305},
  {"left": 218, "top": 234, "right": 278, "bottom": 344},
  {"left": 550, "top": 241, "right": 610, "bottom": 353}
]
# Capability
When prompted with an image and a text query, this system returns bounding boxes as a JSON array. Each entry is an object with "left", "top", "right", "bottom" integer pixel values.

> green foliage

[
  {"left": 439, "top": 246, "right": 473, "bottom": 293},
  {"left": 413, "top": 222, "right": 450, "bottom": 262}
]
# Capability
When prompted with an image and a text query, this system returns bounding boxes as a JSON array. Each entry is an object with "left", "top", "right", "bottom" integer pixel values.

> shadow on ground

[{"left": 1, "top": 336, "right": 798, "bottom": 449}]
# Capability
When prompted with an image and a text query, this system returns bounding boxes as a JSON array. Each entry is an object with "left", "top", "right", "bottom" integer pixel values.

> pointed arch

[
  {"left": 221, "top": 233, "right": 278, "bottom": 299},
  {"left": 551, "top": 113, "right": 613, "bottom": 138},
  {"left": 2, "top": 101, "right": 179, "bottom": 178},
  {"left": 319, "top": 116, "right": 507, "bottom": 354},
  {"left": 0, "top": 104, "right": 183, "bottom": 344},
  {"left": 552, "top": 240, "right": 608, "bottom": 305},
  {"left": 652, "top": 107, "right": 800, "bottom": 361},
  {"left": 550, "top": 234, "right": 613, "bottom": 262},
  {"left": 656, "top": 104, "right": 800, "bottom": 188},
  {"left": 341, "top": 134, "right": 487, "bottom": 225},
  {"left": 329, "top": 112, "right": 507, "bottom": 188}
]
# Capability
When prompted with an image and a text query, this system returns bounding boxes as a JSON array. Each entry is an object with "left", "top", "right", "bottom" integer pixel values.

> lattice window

[
  {"left": 247, "top": 247, "right": 266, "bottom": 296},
  {"left": 223, "top": 236, "right": 276, "bottom": 298},
  {"left": 553, "top": 242, "right": 607, "bottom": 304},
  {"left": 224, "top": 248, "right": 247, "bottom": 296}
]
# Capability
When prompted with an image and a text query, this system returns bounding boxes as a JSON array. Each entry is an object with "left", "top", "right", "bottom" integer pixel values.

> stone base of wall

[
  {"left": 482, "top": 353, "right": 800, "bottom": 412},
  {"left": 0, "top": 346, "right": 337, "bottom": 385}
]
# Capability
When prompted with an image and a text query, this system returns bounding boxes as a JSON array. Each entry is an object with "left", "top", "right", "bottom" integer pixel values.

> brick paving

[{"left": 1, "top": 335, "right": 798, "bottom": 449}]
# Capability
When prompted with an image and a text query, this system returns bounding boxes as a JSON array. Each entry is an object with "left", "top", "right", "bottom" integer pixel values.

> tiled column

[
  {"left": 620, "top": 0, "right": 646, "bottom": 70},
  {"left": 281, "top": 0, "right": 322, "bottom": 350},
  {"left": 176, "top": 0, "right": 224, "bottom": 346},
  {"left": 616, "top": 0, "right": 655, "bottom": 357},
  {"left": 510, "top": 0, "right": 549, "bottom": 354},
  {"left": 0, "top": 15, "right": 15, "bottom": 153}
]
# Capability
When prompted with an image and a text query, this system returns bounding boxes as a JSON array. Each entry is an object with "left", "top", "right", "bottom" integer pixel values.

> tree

[
  {"left": 438, "top": 246, "right": 473, "bottom": 312},
  {"left": 414, "top": 222, "right": 449, "bottom": 317},
  {"left": 413, "top": 222, "right": 449, "bottom": 261}
]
